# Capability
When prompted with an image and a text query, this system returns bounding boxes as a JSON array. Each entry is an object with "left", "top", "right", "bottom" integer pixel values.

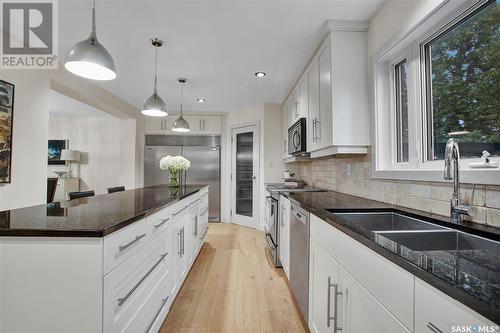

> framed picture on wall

[
  {"left": 48, "top": 140, "right": 68, "bottom": 165},
  {"left": 0, "top": 79, "right": 15, "bottom": 183}
]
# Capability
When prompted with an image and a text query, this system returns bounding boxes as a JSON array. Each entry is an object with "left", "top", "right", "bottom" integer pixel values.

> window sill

[{"left": 372, "top": 168, "right": 500, "bottom": 185}]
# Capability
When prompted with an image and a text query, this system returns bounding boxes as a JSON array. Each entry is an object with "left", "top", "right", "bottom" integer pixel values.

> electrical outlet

[{"left": 346, "top": 164, "right": 352, "bottom": 176}]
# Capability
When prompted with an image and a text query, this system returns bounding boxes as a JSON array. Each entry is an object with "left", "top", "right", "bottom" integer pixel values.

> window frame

[{"left": 372, "top": 0, "right": 500, "bottom": 185}]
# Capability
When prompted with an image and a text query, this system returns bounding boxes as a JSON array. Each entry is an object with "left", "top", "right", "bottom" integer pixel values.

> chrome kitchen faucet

[{"left": 443, "top": 138, "right": 478, "bottom": 223}]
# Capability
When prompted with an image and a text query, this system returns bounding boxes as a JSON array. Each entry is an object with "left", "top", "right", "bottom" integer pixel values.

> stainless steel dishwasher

[{"left": 289, "top": 202, "right": 310, "bottom": 323}]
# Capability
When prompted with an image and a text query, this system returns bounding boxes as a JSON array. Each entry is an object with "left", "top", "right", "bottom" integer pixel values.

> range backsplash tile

[{"left": 288, "top": 154, "right": 500, "bottom": 227}]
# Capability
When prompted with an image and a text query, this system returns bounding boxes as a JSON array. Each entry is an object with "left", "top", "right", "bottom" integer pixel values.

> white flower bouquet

[{"left": 159, "top": 155, "right": 191, "bottom": 187}]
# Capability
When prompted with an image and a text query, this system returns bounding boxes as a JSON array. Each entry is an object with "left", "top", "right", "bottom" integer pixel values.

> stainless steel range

[{"left": 264, "top": 183, "right": 324, "bottom": 267}]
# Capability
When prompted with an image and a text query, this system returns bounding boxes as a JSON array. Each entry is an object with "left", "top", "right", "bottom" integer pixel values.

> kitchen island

[{"left": 0, "top": 184, "right": 209, "bottom": 333}]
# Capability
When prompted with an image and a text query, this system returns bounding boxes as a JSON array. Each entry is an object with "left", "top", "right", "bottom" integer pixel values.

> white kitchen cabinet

[
  {"left": 145, "top": 115, "right": 222, "bottom": 135},
  {"left": 414, "top": 279, "right": 494, "bottom": 333},
  {"left": 281, "top": 103, "right": 291, "bottom": 160},
  {"left": 317, "top": 37, "right": 333, "bottom": 150},
  {"left": 278, "top": 195, "right": 291, "bottom": 279},
  {"left": 281, "top": 21, "right": 370, "bottom": 158},
  {"left": 0, "top": 187, "right": 208, "bottom": 333},
  {"left": 289, "top": 87, "right": 299, "bottom": 126},
  {"left": 309, "top": 240, "right": 340, "bottom": 333},
  {"left": 307, "top": 58, "right": 320, "bottom": 152}
]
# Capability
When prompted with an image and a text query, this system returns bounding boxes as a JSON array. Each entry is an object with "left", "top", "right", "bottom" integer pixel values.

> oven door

[{"left": 264, "top": 195, "right": 281, "bottom": 267}]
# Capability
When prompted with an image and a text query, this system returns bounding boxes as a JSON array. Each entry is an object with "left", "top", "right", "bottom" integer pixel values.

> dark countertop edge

[
  {"left": 284, "top": 192, "right": 500, "bottom": 324},
  {"left": 0, "top": 187, "right": 203, "bottom": 238}
]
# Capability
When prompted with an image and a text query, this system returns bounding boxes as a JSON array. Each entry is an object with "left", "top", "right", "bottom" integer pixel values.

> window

[
  {"left": 424, "top": 0, "right": 500, "bottom": 160},
  {"left": 373, "top": 0, "right": 500, "bottom": 184},
  {"left": 395, "top": 59, "right": 409, "bottom": 162}
]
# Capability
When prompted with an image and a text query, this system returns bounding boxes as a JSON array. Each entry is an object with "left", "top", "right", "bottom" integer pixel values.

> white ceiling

[
  {"left": 58, "top": 0, "right": 385, "bottom": 113},
  {"left": 49, "top": 90, "right": 115, "bottom": 118}
]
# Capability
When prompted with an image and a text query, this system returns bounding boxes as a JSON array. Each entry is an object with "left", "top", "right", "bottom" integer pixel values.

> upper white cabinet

[
  {"left": 282, "top": 21, "right": 371, "bottom": 158},
  {"left": 145, "top": 115, "right": 222, "bottom": 135},
  {"left": 281, "top": 103, "right": 291, "bottom": 159}
]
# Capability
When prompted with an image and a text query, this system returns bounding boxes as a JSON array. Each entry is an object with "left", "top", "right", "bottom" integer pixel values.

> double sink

[{"left": 330, "top": 211, "right": 499, "bottom": 253}]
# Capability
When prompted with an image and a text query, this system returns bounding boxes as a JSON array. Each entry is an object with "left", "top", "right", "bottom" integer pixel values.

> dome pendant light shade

[
  {"left": 172, "top": 78, "right": 191, "bottom": 132},
  {"left": 64, "top": 0, "right": 116, "bottom": 80},
  {"left": 141, "top": 38, "right": 167, "bottom": 117}
]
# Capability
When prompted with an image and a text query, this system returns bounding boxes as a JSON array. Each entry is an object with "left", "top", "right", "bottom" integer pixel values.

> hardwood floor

[{"left": 160, "top": 223, "right": 307, "bottom": 333}]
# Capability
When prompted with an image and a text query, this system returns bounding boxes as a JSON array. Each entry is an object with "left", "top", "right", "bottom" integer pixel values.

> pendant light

[
  {"left": 141, "top": 38, "right": 167, "bottom": 117},
  {"left": 172, "top": 78, "right": 191, "bottom": 132},
  {"left": 64, "top": 0, "right": 116, "bottom": 80}
]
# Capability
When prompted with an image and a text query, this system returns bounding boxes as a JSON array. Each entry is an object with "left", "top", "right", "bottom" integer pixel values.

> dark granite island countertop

[
  {"left": 284, "top": 190, "right": 500, "bottom": 324},
  {"left": 0, "top": 184, "right": 207, "bottom": 237}
]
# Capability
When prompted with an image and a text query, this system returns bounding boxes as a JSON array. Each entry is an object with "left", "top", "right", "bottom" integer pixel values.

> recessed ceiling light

[
  {"left": 254, "top": 72, "right": 266, "bottom": 78},
  {"left": 197, "top": 98, "right": 206, "bottom": 103}
]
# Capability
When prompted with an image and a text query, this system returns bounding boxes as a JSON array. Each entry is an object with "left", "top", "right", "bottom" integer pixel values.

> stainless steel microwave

[{"left": 288, "top": 118, "right": 307, "bottom": 155}]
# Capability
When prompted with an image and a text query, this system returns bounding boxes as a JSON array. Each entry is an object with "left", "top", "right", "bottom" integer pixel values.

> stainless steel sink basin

[
  {"left": 375, "top": 230, "right": 500, "bottom": 252},
  {"left": 331, "top": 212, "right": 447, "bottom": 232}
]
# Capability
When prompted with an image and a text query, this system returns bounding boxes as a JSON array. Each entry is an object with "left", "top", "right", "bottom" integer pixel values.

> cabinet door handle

[
  {"left": 312, "top": 118, "right": 316, "bottom": 143},
  {"left": 146, "top": 296, "right": 169, "bottom": 332},
  {"left": 327, "top": 277, "right": 335, "bottom": 327},
  {"left": 193, "top": 215, "right": 198, "bottom": 237},
  {"left": 178, "top": 230, "right": 183, "bottom": 257},
  {"left": 316, "top": 118, "right": 321, "bottom": 141},
  {"left": 118, "top": 233, "right": 146, "bottom": 252},
  {"left": 333, "top": 283, "right": 343, "bottom": 333},
  {"left": 426, "top": 323, "right": 443, "bottom": 333},
  {"left": 199, "top": 119, "right": 202, "bottom": 131},
  {"left": 181, "top": 227, "right": 185, "bottom": 256},
  {"left": 153, "top": 218, "right": 170, "bottom": 228},
  {"left": 117, "top": 252, "right": 168, "bottom": 306}
]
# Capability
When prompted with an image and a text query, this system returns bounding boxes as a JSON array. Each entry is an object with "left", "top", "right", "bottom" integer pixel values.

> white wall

[
  {"left": 264, "top": 103, "right": 286, "bottom": 184},
  {"left": 0, "top": 67, "right": 144, "bottom": 211},
  {"left": 0, "top": 71, "right": 50, "bottom": 210},
  {"left": 48, "top": 116, "right": 136, "bottom": 195}
]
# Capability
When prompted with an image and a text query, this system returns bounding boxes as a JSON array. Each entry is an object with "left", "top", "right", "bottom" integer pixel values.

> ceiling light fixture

[
  {"left": 196, "top": 98, "right": 206, "bottom": 103},
  {"left": 172, "top": 78, "right": 191, "bottom": 132},
  {"left": 141, "top": 38, "right": 167, "bottom": 117},
  {"left": 254, "top": 72, "right": 266, "bottom": 78},
  {"left": 64, "top": 0, "right": 117, "bottom": 80}
]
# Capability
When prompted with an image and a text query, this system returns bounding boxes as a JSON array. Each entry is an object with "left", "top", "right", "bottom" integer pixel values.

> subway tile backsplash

[{"left": 288, "top": 154, "right": 500, "bottom": 227}]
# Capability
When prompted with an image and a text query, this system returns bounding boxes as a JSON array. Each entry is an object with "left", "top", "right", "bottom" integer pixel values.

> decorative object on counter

[
  {"left": 159, "top": 155, "right": 190, "bottom": 187},
  {"left": 64, "top": 0, "right": 116, "bottom": 80},
  {"left": 53, "top": 171, "right": 68, "bottom": 178},
  {"left": 283, "top": 170, "right": 294, "bottom": 179},
  {"left": 468, "top": 150, "right": 499, "bottom": 168},
  {"left": 60, "top": 149, "right": 81, "bottom": 177},
  {"left": 172, "top": 78, "right": 191, "bottom": 132},
  {"left": 284, "top": 179, "right": 306, "bottom": 188},
  {"left": 142, "top": 38, "right": 167, "bottom": 117},
  {"left": 0, "top": 79, "right": 14, "bottom": 183},
  {"left": 48, "top": 140, "right": 67, "bottom": 165}
]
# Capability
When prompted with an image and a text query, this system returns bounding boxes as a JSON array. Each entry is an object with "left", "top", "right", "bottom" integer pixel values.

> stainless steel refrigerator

[{"left": 144, "top": 135, "right": 221, "bottom": 222}]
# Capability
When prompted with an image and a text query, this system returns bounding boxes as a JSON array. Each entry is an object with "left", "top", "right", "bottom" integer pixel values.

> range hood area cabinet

[
  {"left": 145, "top": 115, "right": 222, "bottom": 135},
  {"left": 282, "top": 22, "right": 370, "bottom": 160}
]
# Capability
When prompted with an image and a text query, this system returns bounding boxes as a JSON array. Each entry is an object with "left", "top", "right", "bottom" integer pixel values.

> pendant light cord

[
  {"left": 180, "top": 81, "right": 184, "bottom": 116},
  {"left": 91, "top": 0, "right": 96, "bottom": 36},
  {"left": 153, "top": 44, "right": 158, "bottom": 94}
]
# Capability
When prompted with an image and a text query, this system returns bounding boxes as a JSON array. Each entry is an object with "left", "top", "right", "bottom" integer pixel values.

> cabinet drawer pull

[
  {"left": 201, "top": 208, "right": 208, "bottom": 216},
  {"left": 327, "top": 277, "right": 334, "bottom": 327},
  {"left": 146, "top": 296, "right": 169, "bottom": 333},
  {"left": 117, "top": 252, "right": 168, "bottom": 306},
  {"left": 200, "top": 227, "right": 208, "bottom": 240},
  {"left": 173, "top": 206, "right": 189, "bottom": 216},
  {"left": 333, "top": 283, "right": 343, "bottom": 333},
  {"left": 426, "top": 322, "right": 443, "bottom": 333},
  {"left": 118, "top": 233, "right": 146, "bottom": 252},
  {"left": 153, "top": 218, "right": 170, "bottom": 228}
]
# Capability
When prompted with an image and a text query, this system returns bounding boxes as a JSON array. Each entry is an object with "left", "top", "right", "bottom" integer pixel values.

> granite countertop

[
  {"left": 0, "top": 185, "right": 206, "bottom": 237},
  {"left": 284, "top": 190, "right": 500, "bottom": 324}
]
